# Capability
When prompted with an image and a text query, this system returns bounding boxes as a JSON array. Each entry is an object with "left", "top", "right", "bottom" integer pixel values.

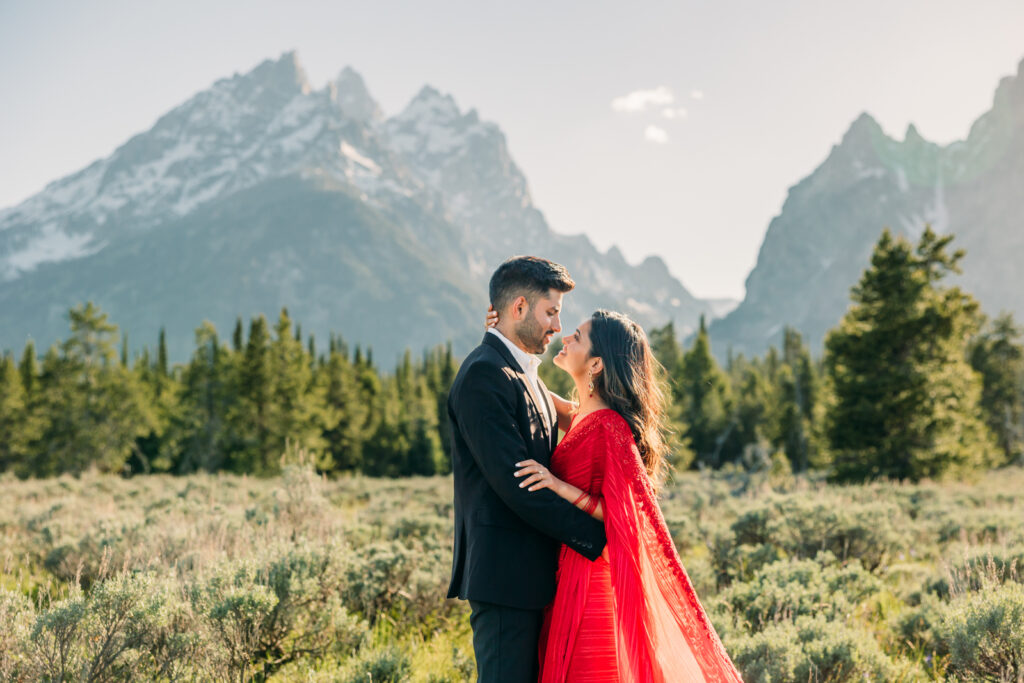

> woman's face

[{"left": 554, "top": 319, "right": 594, "bottom": 379}]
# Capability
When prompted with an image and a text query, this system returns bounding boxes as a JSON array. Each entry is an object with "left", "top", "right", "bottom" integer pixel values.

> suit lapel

[
  {"left": 536, "top": 377, "right": 557, "bottom": 448},
  {"left": 481, "top": 334, "right": 551, "bottom": 441}
]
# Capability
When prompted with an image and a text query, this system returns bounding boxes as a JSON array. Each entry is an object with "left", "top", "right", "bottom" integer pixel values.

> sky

[{"left": 1, "top": 1, "right": 1022, "bottom": 301}]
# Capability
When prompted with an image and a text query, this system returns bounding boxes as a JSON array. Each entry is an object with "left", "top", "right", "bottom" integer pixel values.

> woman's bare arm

[{"left": 515, "top": 459, "right": 604, "bottom": 522}]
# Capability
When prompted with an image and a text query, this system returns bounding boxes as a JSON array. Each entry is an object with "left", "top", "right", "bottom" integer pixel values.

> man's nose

[{"left": 551, "top": 315, "right": 561, "bottom": 333}]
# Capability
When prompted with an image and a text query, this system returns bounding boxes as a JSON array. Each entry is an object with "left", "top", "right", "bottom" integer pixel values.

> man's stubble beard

[{"left": 515, "top": 314, "right": 550, "bottom": 355}]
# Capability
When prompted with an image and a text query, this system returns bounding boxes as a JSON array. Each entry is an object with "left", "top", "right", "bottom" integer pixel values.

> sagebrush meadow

[{"left": 1, "top": 453, "right": 1023, "bottom": 681}]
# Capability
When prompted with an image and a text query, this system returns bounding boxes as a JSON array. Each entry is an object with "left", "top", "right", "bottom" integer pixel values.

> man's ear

[{"left": 510, "top": 295, "right": 529, "bottom": 321}]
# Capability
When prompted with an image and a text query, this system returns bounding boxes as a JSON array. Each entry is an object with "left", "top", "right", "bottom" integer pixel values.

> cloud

[
  {"left": 661, "top": 107, "right": 688, "bottom": 119},
  {"left": 644, "top": 125, "right": 669, "bottom": 144},
  {"left": 690, "top": 89, "right": 704, "bottom": 100},
  {"left": 612, "top": 86, "right": 674, "bottom": 113}
]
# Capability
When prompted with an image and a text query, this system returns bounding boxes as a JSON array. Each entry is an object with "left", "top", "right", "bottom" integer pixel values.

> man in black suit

[{"left": 447, "top": 256, "right": 607, "bottom": 682}]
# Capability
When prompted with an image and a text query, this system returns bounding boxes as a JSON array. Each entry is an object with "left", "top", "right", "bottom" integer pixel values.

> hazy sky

[{"left": 2, "top": 1, "right": 1022, "bottom": 300}]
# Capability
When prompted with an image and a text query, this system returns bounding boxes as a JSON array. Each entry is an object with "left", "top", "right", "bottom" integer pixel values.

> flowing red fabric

[{"left": 539, "top": 409, "right": 743, "bottom": 682}]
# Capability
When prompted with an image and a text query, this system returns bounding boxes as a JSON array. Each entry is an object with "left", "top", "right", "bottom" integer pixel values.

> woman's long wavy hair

[{"left": 586, "top": 310, "right": 671, "bottom": 488}]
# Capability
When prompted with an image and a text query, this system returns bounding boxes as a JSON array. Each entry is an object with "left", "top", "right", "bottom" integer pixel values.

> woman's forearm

[{"left": 556, "top": 480, "right": 604, "bottom": 522}]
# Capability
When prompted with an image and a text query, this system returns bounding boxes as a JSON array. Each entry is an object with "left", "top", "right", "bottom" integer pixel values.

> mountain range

[
  {"left": 3, "top": 52, "right": 1021, "bottom": 365},
  {"left": 710, "top": 57, "right": 1024, "bottom": 358},
  {"left": 0, "top": 53, "right": 715, "bottom": 363}
]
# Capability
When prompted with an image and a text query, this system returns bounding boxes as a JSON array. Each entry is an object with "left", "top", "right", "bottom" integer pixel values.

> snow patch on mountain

[{"left": 3, "top": 223, "right": 101, "bottom": 280}]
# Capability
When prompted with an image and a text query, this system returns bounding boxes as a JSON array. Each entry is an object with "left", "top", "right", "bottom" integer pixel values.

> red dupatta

[{"left": 541, "top": 409, "right": 742, "bottom": 682}]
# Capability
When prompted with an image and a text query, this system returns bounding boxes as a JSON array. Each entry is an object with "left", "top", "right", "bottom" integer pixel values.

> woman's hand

[
  {"left": 485, "top": 305, "right": 498, "bottom": 330},
  {"left": 514, "top": 459, "right": 566, "bottom": 495}
]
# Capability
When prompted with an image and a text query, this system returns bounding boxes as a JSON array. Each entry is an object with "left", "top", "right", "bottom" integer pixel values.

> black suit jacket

[{"left": 447, "top": 333, "right": 607, "bottom": 609}]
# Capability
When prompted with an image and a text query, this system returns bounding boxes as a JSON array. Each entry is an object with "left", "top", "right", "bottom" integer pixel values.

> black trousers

[{"left": 469, "top": 600, "right": 544, "bottom": 683}]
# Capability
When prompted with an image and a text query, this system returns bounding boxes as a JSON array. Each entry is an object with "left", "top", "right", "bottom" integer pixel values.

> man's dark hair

[{"left": 489, "top": 256, "right": 575, "bottom": 312}]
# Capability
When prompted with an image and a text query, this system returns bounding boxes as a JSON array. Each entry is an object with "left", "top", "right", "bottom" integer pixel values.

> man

[{"left": 447, "top": 256, "right": 607, "bottom": 682}]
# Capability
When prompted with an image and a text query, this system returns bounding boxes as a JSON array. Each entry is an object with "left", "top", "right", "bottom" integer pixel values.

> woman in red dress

[{"left": 513, "top": 310, "right": 742, "bottom": 682}]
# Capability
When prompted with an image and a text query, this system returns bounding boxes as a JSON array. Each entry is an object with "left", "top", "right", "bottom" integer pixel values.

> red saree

[{"left": 538, "top": 409, "right": 742, "bottom": 682}]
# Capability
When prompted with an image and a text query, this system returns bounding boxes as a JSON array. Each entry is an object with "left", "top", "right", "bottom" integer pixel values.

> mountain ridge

[{"left": 709, "top": 56, "right": 1024, "bottom": 359}]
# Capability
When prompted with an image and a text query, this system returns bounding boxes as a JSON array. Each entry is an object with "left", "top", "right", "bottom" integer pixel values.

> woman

[{"left": 502, "top": 309, "right": 742, "bottom": 682}]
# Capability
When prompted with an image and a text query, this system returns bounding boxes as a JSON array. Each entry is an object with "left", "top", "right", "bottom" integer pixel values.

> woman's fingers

[
  {"left": 485, "top": 305, "right": 499, "bottom": 329},
  {"left": 519, "top": 473, "right": 545, "bottom": 489},
  {"left": 514, "top": 460, "right": 552, "bottom": 491}
]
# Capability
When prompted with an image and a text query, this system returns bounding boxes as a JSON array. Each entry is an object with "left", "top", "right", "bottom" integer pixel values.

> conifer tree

[
  {"left": 732, "top": 359, "right": 773, "bottom": 461},
  {"left": 0, "top": 353, "right": 37, "bottom": 472},
  {"left": 679, "top": 316, "right": 734, "bottom": 467},
  {"left": 264, "top": 308, "right": 330, "bottom": 471},
  {"left": 157, "top": 327, "right": 169, "bottom": 379},
  {"left": 434, "top": 342, "right": 458, "bottom": 471},
  {"left": 31, "top": 303, "right": 155, "bottom": 475},
  {"left": 19, "top": 340, "right": 37, "bottom": 397},
  {"left": 969, "top": 313, "right": 1024, "bottom": 465},
  {"left": 643, "top": 322, "right": 693, "bottom": 468},
  {"left": 230, "top": 315, "right": 274, "bottom": 473},
  {"left": 824, "top": 228, "right": 996, "bottom": 481},
  {"left": 776, "top": 327, "right": 819, "bottom": 472},
  {"left": 320, "top": 347, "right": 368, "bottom": 471},
  {"left": 171, "top": 322, "right": 230, "bottom": 472},
  {"left": 232, "top": 317, "right": 244, "bottom": 353}
]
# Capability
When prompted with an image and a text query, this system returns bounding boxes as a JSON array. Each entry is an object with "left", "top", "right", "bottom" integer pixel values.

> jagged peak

[
  {"left": 332, "top": 65, "right": 383, "bottom": 123},
  {"left": 991, "top": 56, "right": 1024, "bottom": 112},
  {"left": 606, "top": 245, "right": 626, "bottom": 265},
  {"left": 904, "top": 123, "right": 926, "bottom": 145},
  {"left": 399, "top": 85, "right": 462, "bottom": 121},
  {"left": 841, "top": 112, "right": 883, "bottom": 144},
  {"left": 243, "top": 50, "right": 312, "bottom": 95},
  {"left": 639, "top": 255, "right": 671, "bottom": 277}
]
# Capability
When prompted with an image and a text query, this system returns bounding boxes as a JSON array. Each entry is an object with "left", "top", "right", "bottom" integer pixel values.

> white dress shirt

[{"left": 487, "top": 328, "right": 552, "bottom": 426}]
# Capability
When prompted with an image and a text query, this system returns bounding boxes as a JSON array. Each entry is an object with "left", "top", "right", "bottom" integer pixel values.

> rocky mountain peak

[
  {"left": 840, "top": 112, "right": 884, "bottom": 149},
  {"left": 332, "top": 66, "right": 383, "bottom": 123},
  {"left": 399, "top": 86, "right": 463, "bottom": 124},
  {"left": 245, "top": 51, "right": 312, "bottom": 96},
  {"left": 904, "top": 123, "right": 925, "bottom": 145},
  {"left": 991, "top": 58, "right": 1024, "bottom": 114}
]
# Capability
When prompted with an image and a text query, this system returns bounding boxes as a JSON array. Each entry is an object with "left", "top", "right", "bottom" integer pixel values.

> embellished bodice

[{"left": 550, "top": 409, "right": 616, "bottom": 496}]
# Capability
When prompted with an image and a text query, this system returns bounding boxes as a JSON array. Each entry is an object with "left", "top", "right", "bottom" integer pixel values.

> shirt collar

[{"left": 487, "top": 328, "right": 541, "bottom": 375}]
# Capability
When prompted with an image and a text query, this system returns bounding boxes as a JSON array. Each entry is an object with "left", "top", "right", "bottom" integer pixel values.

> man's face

[{"left": 515, "top": 289, "right": 564, "bottom": 354}]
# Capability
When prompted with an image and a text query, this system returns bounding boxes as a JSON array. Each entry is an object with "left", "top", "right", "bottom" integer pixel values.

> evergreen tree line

[
  {"left": 1, "top": 227, "right": 1022, "bottom": 482},
  {"left": 0, "top": 306, "right": 456, "bottom": 478}
]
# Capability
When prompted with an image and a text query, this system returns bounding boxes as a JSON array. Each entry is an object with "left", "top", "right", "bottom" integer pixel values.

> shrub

[
  {"left": 717, "top": 554, "right": 880, "bottom": 633},
  {"left": 0, "top": 589, "right": 35, "bottom": 681},
  {"left": 340, "top": 643, "right": 412, "bottom": 683},
  {"left": 257, "top": 544, "right": 367, "bottom": 671},
  {"left": 29, "top": 590, "right": 88, "bottom": 682},
  {"left": 728, "top": 614, "right": 901, "bottom": 683},
  {"left": 939, "top": 581, "right": 1024, "bottom": 682},
  {"left": 199, "top": 576, "right": 278, "bottom": 682}
]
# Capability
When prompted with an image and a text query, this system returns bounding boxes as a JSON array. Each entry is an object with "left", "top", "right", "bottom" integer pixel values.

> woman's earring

[{"left": 588, "top": 369, "right": 594, "bottom": 397}]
